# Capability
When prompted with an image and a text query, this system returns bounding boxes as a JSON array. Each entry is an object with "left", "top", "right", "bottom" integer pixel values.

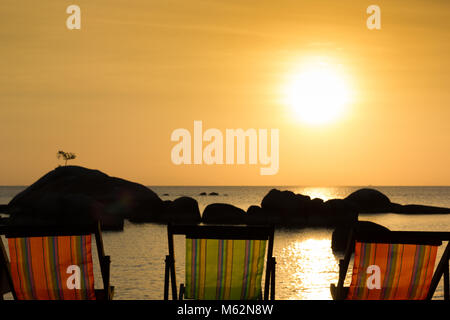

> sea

[{"left": 1, "top": 186, "right": 449, "bottom": 300}]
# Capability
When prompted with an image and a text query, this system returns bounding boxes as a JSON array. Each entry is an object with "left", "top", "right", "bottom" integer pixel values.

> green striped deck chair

[
  {"left": 331, "top": 229, "right": 450, "bottom": 300},
  {"left": 164, "top": 224, "right": 276, "bottom": 300},
  {"left": 0, "top": 223, "right": 113, "bottom": 300}
]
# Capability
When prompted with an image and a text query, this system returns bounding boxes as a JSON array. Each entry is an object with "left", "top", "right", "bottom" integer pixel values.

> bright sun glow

[{"left": 284, "top": 61, "right": 351, "bottom": 125}]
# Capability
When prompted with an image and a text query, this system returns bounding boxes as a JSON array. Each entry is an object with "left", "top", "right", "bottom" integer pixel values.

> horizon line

[{"left": 0, "top": 184, "right": 449, "bottom": 188}]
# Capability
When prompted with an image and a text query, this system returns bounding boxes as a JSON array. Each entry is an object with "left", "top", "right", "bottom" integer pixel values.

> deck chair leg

[
  {"left": 170, "top": 259, "right": 177, "bottom": 300},
  {"left": 179, "top": 284, "right": 185, "bottom": 300},
  {"left": 164, "top": 254, "right": 178, "bottom": 300},
  {"left": 444, "top": 260, "right": 449, "bottom": 300},
  {"left": 164, "top": 255, "right": 170, "bottom": 300},
  {"left": 428, "top": 242, "right": 450, "bottom": 300},
  {"left": 103, "top": 255, "right": 111, "bottom": 299},
  {"left": 270, "top": 257, "right": 276, "bottom": 300}
]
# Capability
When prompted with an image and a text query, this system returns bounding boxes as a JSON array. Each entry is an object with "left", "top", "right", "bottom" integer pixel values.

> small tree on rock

[{"left": 57, "top": 150, "right": 77, "bottom": 166}]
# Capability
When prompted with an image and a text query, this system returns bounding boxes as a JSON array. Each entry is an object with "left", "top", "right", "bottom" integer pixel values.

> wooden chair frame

[
  {"left": 331, "top": 229, "right": 450, "bottom": 300},
  {"left": 0, "top": 222, "right": 113, "bottom": 300},
  {"left": 164, "top": 224, "right": 276, "bottom": 300}
]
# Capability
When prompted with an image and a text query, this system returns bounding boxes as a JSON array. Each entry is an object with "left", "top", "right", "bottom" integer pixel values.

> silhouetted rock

[
  {"left": 345, "top": 188, "right": 450, "bottom": 214},
  {"left": 246, "top": 205, "right": 270, "bottom": 225},
  {"left": 209, "top": 192, "right": 219, "bottom": 196},
  {"left": 390, "top": 203, "right": 450, "bottom": 214},
  {"left": 331, "top": 221, "right": 391, "bottom": 253},
  {"left": 313, "top": 199, "right": 358, "bottom": 227},
  {"left": 261, "top": 189, "right": 311, "bottom": 226},
  {"left": 199, "top": 192, "right": 207, "bottom": 196},
  {"left": 7, "top": 166, "right": 164, "bottom": 230},
  {"left": 162, "top": 196, "right": 201, "bottom": 223},
  {"left": 0, "top": 205, "right": 8, "bottom": 213},
  {"left": 257, "top": 189, "right": 361, "bottom": 227},
  {"left": 345, "top": 188, "right": 391, "bottom": 213},
  {"left": 202, "top": 203, "right": 246, "bottom": 224}
]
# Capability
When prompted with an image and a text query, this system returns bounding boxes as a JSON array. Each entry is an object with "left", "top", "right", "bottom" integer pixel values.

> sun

[{"left": 284, "top": 61, "right": 351, "bottom": 125}]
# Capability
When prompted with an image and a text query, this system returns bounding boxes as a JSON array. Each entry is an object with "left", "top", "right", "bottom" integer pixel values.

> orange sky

[{"left": 0, "top": 0, "right": 449, "bottom": 186}]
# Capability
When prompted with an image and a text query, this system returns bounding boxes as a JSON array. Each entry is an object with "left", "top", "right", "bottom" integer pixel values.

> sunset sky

[{"left": 1, "top": 0, "right": 449, "bottom": 186}]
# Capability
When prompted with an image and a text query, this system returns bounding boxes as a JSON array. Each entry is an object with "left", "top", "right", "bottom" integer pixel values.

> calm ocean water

[{"left": 1, "top": 186, "right": 449, "bottom": 300}]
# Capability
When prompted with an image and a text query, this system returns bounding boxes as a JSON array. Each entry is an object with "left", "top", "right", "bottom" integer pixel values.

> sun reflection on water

[{"left": 277, "top": 235, "right": 340, "bottom": 300}]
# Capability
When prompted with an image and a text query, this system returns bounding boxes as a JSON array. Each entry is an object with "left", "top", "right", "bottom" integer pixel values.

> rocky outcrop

[
  {"left": 8, "top": 166, "right": 161, "bottom": 230},
  {"left": 245, "top": 205, "right": 270, "bottom": 225},
  {"left": 260, "top": 189, "right": 311, "bottom": 226},
  {"left": 259, "top": 189, "right": 358, "bottom": 227},
  {"left": 202, "top": 203, "right": 246, "bottom": 224},
  {"left": 345, "top": 188, "right": 450, "bottom": 214},
  {"left": 389, "top": 203, "right": 450, "bottom": 214},
  {"left": 199, "top": 189, "right": 359, "bottom": 227},
  {"left": 197, "top": 186, "right": 450, "bottom": 228},
  {"left": 331, "top": 221, "right": 391, "bottom": 252},
  {"left": 161, "top": 197, "right": 201, "bottom": 223},
  {"left": 319, "top": 199, "right": 358, "bottom": 227},
  {"left": 6, "top": 166, "right": 204, "bottom": 229},
  {"left": 345, "top": 188, "right": 391, "bottom": 213},
  {"left": 5, "top": 170, "right": 449, "bottom": 232}
]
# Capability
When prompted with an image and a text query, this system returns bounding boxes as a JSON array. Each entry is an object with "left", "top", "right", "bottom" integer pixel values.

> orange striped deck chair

[
  {"left": 164, "top": 224, "right": 276, "bottom": 300},
  {"left": 0, "top": 223, "right": 113, "bottom": 300},
  {"left": 331, "top": 229, "right": 450, "bottom": 300}
]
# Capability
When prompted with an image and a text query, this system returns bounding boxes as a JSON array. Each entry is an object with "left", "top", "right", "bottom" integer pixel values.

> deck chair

[
  {"left": 164, "top": 224, "right": 276, "bottom": 300},
  {"left": 0, "top": 222, "right": 113, "bottom": 300},
  {"left": 331, "top": 229, "right": 450, "bottom": 300}
]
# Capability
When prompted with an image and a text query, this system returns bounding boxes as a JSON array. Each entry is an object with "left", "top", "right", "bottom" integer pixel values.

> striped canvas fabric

[
  {"left": 346, "top": 242, "right": 438, "bottom": 300},
  {"left": 185, "top": 239, "right": 267, "bottom": 300},
  {"left": 8, "top": 235, "right": 96, "bottom": 300}
]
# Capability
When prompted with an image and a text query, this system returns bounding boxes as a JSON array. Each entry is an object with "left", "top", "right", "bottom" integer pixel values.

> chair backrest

[
  {"left": 167, "top": 224, "right": 275, "bottom": 300},
  {"left": 185, "top": 238, "right": 267, "bottom": 299},
  {"left": 1, "top": 223, "right": 107, "bottom": 300},
  {"left": 347, "top": 241, "right": 438, "bottom": 299},
  {"left": 344, "top": 231, "right": 450, "bottom": 300}
]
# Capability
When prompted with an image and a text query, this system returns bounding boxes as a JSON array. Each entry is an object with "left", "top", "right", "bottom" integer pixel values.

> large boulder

[
  {"left": 202, "top": 203, "right": 247, "bottom": 224},
  {"left": 345, "top": 188, "right": 450, "bottom": 214},
  {"left": 161, "top": 197, "right": 201, "bottom": 223},
  {"left": 260, "top": 189, "right": 358, "bottom": 227},
  {"left": 345, "top": 188, "right": 391, "bottom": 213},
  {"left": 331, "top": 220, "right": 391, "bottom": 253},
  {"left": 260, "top": 189, "right": 311, "bottom": 226},
  {"left": 7, "top": 166, "right": 164, "bottom": 230},
  {"left": 246, "top": 205, "right": 270, "bottom": 225}
]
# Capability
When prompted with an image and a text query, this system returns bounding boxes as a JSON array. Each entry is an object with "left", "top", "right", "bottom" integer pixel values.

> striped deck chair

[
  {"left": 164, "top": 224, "right": 276, "bottom": 300},
  {"left": 330, "top": 229, "right": 450, "bottom": 300},
  {"left": 0, "top": 223, "right": 113, "bottom": 300}
]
